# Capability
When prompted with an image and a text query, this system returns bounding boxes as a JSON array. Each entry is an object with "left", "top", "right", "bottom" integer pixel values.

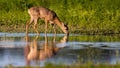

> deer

[{"left": 26, "top": 6, "right": 69, "bottom": 35}]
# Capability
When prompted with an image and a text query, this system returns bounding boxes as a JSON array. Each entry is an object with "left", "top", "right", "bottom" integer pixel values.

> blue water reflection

[{"left": 0, "top": 33, "right": 120, "bottom": 67}]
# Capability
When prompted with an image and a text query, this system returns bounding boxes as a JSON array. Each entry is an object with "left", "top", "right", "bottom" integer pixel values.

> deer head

[{"left": 61, "top": 22, "right": 69, "bottom": 35}]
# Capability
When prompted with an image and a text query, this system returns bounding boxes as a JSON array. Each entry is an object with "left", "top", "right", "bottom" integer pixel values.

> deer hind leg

[
  {"left": 26, "top": 18, "right": 33, "bottom": 34},
  {"left": 33, "top": 18, "right": 39, "bottom": 35},
  {"left": 45, "top": 19, "right": 48, "bottom": 34}
]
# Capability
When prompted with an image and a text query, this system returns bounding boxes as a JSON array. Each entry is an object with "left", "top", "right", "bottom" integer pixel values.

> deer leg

[
  {"left": 53, "top": 25, "right": 57, "bottom": 42},
  {"left": 26, "top": 19, "right": 33, "bottom": 34},
  {"left": 52, "top": 24, "right": 56, "bottom": 35},
  {"left": 50, "top": 21, "right": 56, "bottom": 35},
  {"left": 45, "top": 19, "right": 48, "bottom": 34},
  {"left": 33, "top": 19, "right": 39, "bottom": 35},
  {"left": 53, "top": 30, "right": 56, "bottom": 43}
]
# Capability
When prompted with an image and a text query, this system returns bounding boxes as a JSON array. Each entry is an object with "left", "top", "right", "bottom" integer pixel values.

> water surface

[{"left": 0, "top": 32, "right": 120, "bottom": 67}]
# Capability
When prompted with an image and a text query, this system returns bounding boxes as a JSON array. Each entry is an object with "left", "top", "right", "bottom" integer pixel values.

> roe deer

[
  {"left": 26, "top": 6, "right": 69, "bottom": 35},
  {"left": 25, "top": 33, "right": 68, "bottom": 65}
]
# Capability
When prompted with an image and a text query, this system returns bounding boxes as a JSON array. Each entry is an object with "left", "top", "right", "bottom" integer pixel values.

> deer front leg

[
  {"left": 26, "top": 19, "right": 33, "bottom": 34},
  {"left": 33, "top": 19, "right": 39, "bottom": 35},
  {"left": 52, "top": 24, "right": 56, "bottom": 35},
  {"left": 50, "top": 21, "right": 56, "bottom": 35}
]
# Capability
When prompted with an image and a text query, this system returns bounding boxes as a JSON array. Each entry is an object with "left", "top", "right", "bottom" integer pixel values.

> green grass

[
  {"left": 6, "top": 63, "right": 120, "bottom": 68},
  {"left": 0, "top": 0, "right": 120, "bottom": 35}
]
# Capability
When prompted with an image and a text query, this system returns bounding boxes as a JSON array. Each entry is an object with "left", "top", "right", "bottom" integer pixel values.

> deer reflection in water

[{"left": 24, "top": 34, "right": 68, "bottom": 65}]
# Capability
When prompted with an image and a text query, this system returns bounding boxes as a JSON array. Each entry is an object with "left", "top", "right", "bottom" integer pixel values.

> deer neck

[
  {"left": 53, "top": 17, "right": 68, "bottom": 35},
  {"left": 53, "top": 17, "right": 64, "bottom": 30}
]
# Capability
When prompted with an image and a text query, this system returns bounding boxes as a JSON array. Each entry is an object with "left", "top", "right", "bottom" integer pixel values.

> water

[{"left": 0, "top": 32, "right": 120, "bottom": 67}]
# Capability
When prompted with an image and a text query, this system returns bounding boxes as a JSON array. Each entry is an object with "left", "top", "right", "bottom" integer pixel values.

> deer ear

[
  {"left": 65, "top": 22, "right": 68, "bottom": 26},
  {"left": 62, "top": 22, "right": 68, "bottom": 26},
  {"left": 64, "top": 22, "right": 68, "bottom": 26}
]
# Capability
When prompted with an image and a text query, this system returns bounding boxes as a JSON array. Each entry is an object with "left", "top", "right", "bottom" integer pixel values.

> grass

[
  {"left": 6, "top": 63, "right": 120, "bottom": 68},
  {"left": 0, "top": 0, "right": 120, "bottom": 35}
]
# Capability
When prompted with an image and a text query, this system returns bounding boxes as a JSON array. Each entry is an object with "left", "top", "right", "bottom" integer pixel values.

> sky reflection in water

[{"left": 0, "top": 33, "right": 120, "bottom": 67}]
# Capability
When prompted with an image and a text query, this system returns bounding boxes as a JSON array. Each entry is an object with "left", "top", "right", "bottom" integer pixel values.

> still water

[{"left": 0, "top": 33, "right": 120, "bottom": 67}]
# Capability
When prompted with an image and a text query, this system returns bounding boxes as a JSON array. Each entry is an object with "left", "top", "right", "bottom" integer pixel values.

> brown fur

[{"left": 26, "top": 6, "right": 69, "bottom": 35}]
